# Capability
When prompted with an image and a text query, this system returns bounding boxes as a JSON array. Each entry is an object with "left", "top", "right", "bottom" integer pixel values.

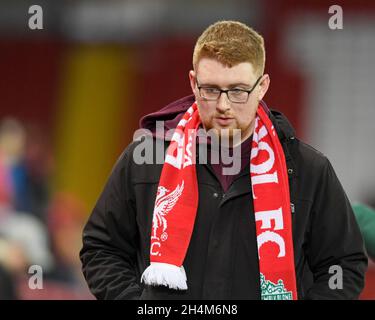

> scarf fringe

[{"left": 141, "top": 262, "right": 187, "bottom": 290}]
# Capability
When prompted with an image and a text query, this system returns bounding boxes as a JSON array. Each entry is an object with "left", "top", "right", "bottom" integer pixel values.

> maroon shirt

[{"left": 208, "top": 135, "right": 252, "bottom": 193}]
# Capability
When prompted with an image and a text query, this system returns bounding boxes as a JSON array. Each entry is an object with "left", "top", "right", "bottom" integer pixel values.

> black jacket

[{"left": 80, "top": 97, "right": 367, "bottom": 300}]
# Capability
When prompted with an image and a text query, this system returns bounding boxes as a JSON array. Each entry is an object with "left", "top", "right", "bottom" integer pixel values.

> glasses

[{"left": 196, "top": 75, "right": 263, "bottom": 104}]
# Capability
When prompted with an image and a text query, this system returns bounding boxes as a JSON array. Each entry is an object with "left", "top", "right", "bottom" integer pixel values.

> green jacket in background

[{"left": 353, "top": 203, "right": 375, "bottom": 261}]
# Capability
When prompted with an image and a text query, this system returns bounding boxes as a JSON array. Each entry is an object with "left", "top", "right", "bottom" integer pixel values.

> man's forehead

[{"left": 195, "top": 58, "right": 256, "bottom": 85}]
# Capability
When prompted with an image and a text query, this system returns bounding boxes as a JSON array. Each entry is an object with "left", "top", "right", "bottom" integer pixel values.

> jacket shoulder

[
  {"left": 291, "top": 138, "right": 331, "bottom": 175},
  {"left": 117, "top": 136, "right": 163, "bottom": 183},
  {"left": 270, "top": 108, "right": 330, "bottom": 172}
]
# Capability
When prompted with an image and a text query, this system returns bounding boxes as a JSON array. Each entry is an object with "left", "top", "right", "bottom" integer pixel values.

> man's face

[{"left": 189, "top": 58, "right": 270, "bottom": 145}]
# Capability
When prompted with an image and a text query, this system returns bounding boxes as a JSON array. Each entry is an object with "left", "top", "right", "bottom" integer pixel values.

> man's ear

[
  {"left": 189, "top": 70, "right": 197, "bottom": 95},
  {"left": 258, "top": 74, "right": 270, "bottom": 101}
]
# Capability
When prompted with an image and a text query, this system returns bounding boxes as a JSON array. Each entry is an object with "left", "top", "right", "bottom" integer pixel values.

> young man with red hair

[{"left": 80, "top": 21, "right": 367, "bottom": 300}]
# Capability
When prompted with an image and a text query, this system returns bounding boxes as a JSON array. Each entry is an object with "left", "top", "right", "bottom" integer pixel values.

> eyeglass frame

[{"left": 195, "top": 75, "right": 263, "bottom": 104}]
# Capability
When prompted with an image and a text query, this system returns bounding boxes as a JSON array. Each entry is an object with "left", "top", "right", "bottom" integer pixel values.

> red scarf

[{"left": 141, "top": 102, "right": 297, "bottom": 300}]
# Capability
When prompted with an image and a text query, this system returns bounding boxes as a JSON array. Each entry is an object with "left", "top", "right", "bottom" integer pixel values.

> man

[{"left": 80, "top": 20, "right": 367, "bottom": 300}]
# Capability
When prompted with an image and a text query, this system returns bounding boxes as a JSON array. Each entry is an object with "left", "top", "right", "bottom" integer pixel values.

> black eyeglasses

[{"left": 196, "top": 75, "right": 263, "bottom": 104}]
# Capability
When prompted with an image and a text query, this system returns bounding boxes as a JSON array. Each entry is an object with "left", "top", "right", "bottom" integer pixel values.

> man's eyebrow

[
  {"left": 228, "top": 82, "right": 251, "bottom": 88},
  {"left": 199, "top": 82, "right": 251, "bottom": 88}
]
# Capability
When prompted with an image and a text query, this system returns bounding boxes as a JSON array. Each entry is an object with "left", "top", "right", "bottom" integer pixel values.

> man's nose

[{"left": 216, "top": 92, "right": 231, "bottom": 113}]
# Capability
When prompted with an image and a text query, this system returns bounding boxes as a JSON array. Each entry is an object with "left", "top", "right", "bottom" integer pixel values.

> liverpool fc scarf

[{"left": 141, "top": 102, "right": 298, "bottom": 300}]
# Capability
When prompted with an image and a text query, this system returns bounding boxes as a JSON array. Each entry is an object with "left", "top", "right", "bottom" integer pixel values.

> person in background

[
  {"left": 0, "top": 238, "right": 24, "bottom": 299},
  {"left": 0, "top": 118, "right": 51, "bottom": 222},
  {"left": 353, "top": 203, "right": 375, "bottom": 261}
]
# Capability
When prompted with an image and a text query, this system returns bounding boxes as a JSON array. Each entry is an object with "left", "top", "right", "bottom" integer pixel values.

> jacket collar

[{"left": 268, "top": 108, "right": 296, "bottom": 142}]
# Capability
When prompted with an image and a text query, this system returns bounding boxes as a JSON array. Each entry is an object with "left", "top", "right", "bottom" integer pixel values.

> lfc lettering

[{"left": 251, "top": 122, "right": 286, "bottom": 258}]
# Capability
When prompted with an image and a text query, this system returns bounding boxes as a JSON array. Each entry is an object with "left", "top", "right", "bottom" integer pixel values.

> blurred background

[{"left": 0, "top": 0, "right": 374, "bottom": 299}]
